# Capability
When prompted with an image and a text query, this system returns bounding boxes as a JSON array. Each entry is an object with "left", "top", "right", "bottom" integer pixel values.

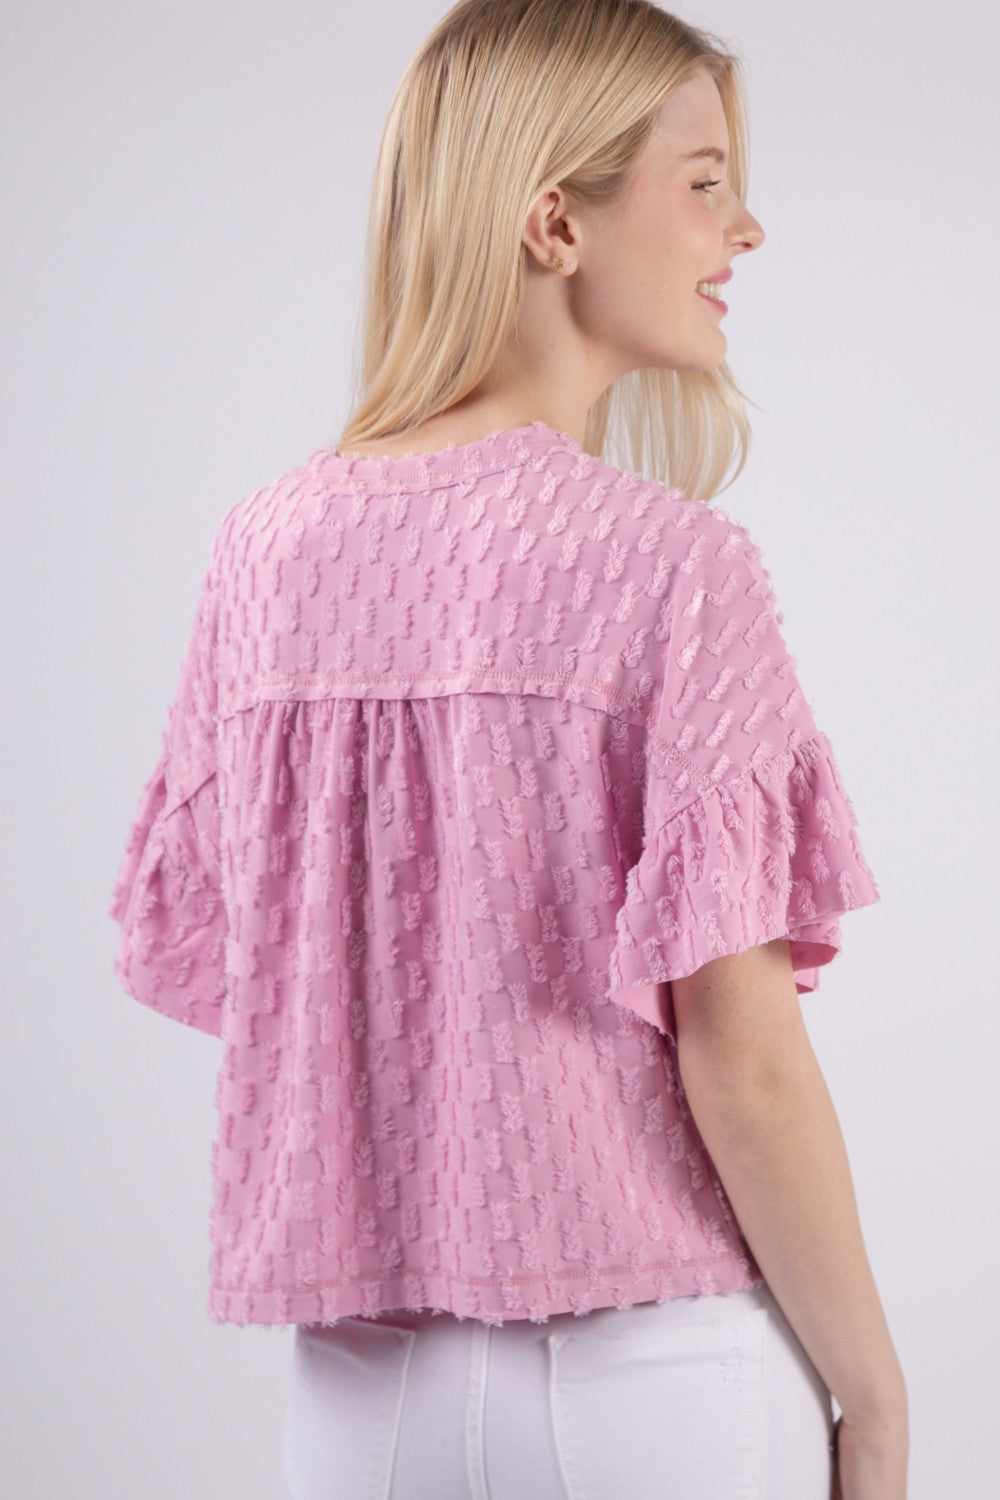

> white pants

[{"left": 280, "top": 1282, "right": 834, "bottom": 1499}]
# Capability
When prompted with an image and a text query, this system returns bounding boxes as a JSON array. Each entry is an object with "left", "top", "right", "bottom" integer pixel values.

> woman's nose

[{"left": 731, "top": 207, "right": 765, "bottom": 253}]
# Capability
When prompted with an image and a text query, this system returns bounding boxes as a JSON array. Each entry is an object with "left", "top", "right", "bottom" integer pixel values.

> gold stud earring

[{"left": 550, "top": 256, "right": 565, "bottom": 271}]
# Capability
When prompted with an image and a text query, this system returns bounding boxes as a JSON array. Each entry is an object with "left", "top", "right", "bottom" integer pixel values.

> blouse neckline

[{"left": 312, "top": 420, "right": 583, "bottom": 490}]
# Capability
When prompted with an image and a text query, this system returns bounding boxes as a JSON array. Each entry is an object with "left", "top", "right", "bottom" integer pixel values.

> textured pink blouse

[{"left": 108, "top": 421, "right": 880, "bottom": 1326}]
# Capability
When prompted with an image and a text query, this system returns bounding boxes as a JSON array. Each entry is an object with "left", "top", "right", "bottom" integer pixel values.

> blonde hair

[{"left": 336, "top": 0, "right": 755, "bottom": 501}]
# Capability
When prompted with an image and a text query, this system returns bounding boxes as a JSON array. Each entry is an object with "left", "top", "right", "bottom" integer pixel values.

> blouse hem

[{"left": 207, "top": 1256, "right": 765, "bottom": 1327}]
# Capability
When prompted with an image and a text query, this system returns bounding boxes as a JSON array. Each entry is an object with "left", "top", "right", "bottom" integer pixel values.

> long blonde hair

[{"left": 336, "top": 0, "right": 755, "bottom": 501}]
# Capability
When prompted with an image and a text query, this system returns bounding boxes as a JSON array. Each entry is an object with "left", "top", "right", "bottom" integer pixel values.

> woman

[{"left": 108, "top": 2, "right": 908, "bottom": 1496}]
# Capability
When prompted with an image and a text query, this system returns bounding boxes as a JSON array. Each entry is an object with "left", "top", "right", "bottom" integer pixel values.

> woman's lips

[{"left": 696, "top": 288, "right": 728, "bottom": 313}]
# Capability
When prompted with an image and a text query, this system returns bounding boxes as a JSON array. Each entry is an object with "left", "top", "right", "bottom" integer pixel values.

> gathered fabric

[{"left": 108, "top": 422, "right": 879, "bottom": 1326}]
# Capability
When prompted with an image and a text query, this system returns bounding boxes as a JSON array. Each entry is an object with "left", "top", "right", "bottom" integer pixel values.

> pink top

[{"left": 108, "top": 421, "right": 880, "bottom": 1326}]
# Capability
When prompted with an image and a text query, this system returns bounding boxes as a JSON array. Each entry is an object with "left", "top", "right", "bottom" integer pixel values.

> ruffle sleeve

[
  {"left": 108, "top": 536, "right": 227, "bottom": 1036},
  {"left": 607, "top": 507, "right": 881, "bottom": 1036},
  {"left": 607, "top": 730, "right": 880, "bottom": 1034},
  {"left": 108, "top": 750, "right": 226, "bottom": 1036}
]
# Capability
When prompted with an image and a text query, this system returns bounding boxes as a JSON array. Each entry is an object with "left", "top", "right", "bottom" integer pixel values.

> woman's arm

[{"left": 670, "top": 937, "right": 908, "bottom": 1497}]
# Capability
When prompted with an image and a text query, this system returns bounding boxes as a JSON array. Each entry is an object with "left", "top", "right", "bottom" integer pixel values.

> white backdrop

[{"left": 3, "top": 2, "right": 997, "bottom": 1494}]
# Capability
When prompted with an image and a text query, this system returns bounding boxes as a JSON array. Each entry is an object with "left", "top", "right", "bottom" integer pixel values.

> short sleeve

[
  {"left": 107, "top": 538, "right": 227, "bottom": 1036},
  {"left": 607, "top": 510, "right": 879, "bottom": 1032}
]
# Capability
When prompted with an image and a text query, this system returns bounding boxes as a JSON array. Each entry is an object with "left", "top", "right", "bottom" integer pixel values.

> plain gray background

[{"left": 3, "top": 1, "right": 997, "bottom": 1494}]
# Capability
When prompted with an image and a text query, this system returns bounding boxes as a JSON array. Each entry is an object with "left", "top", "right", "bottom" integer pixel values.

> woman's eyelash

[{"left": 693, "top": 179, "right": 721, "bottom": 193}]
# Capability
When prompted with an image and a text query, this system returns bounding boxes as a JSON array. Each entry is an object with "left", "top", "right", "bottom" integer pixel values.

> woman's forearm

[{"left": 676, "top": 1021, "right": 907, "bottom": 1429}]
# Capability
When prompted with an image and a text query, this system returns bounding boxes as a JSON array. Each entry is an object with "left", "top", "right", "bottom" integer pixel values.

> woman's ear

[{"left": 522, "top": 185, "right": 578, "bottom": 273}]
